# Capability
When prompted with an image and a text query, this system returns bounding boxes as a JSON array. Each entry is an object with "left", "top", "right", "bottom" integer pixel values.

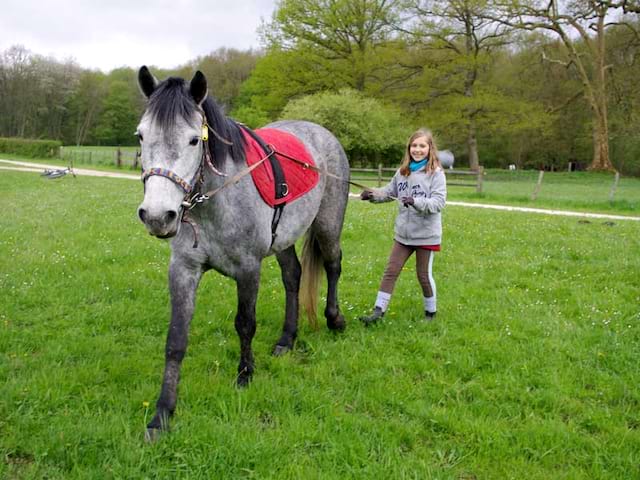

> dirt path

[
  {"left": 0, "top": 159, "right": 139, "bottom": 180},
  {"left": 2, "top": 159, "right": 639, "bottom": 222}
]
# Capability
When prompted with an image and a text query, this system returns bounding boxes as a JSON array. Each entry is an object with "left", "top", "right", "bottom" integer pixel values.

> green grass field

[{"left": 1, "top": 170, "right": 639, "bottom": 479}]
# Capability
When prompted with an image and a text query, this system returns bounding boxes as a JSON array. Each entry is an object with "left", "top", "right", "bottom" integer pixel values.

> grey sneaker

[{"left": 360, "top": 307, "right": 384, "bottom": 326}]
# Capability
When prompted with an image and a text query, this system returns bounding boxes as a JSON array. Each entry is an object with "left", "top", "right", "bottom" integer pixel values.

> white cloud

[{"left": 0, "top": 0, "right": 276, "bottom": 71}]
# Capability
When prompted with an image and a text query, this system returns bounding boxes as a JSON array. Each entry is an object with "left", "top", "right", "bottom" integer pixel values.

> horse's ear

[
  {"left": 138, "top": 66, "right": 158, "bottom": 98},
  {"left": 190, "top": 71, "right": 208, "bottom": 106}
]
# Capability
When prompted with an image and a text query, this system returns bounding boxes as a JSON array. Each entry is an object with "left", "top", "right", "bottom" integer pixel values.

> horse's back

[
  {"left": 266, "top": 120, "right": 349, "bottom": 243},
  {"left": 265, "top": 120, "right": 350, "bottom": 177}
]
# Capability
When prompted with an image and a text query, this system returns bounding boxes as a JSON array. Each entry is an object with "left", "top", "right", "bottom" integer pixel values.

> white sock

[
  {"left": 375, "top": 291, "right": 391, "bottom": 312},
  {"left": 423, "top": 296, "right": 436, "bottom": 313}
]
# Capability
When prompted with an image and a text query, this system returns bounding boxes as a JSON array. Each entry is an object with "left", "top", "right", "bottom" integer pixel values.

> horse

[{"left": 135, "top": 66, "right": 349, "bottom": 440}]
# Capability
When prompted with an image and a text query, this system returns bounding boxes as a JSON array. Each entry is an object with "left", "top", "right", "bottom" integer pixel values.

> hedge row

[{"left": 0, "top": 137, "right": 62, "bottom": 158}]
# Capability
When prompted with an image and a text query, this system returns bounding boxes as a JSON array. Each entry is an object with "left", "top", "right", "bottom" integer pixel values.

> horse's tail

[{"left": 300, "top": 229, "right": 322, "bottom": 330}]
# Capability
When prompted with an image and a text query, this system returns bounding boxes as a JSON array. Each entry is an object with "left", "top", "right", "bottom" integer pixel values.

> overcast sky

[{"left": 0, "top": 0, "right": 277, "bottom": 72}]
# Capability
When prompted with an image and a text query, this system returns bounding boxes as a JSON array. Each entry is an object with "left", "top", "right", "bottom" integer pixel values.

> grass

[{"left": 1, "top": 170, "right": 640, "bottom": 478}]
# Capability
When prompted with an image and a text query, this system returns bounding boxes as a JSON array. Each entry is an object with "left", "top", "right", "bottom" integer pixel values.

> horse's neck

[{"left": 200, "top": 157, "right": 244, "bottom": 209}]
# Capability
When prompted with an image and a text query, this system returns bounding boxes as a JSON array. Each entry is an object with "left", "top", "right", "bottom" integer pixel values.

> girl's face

[{"left": 409, "top": 135, "right": 430, "bottom": 161}]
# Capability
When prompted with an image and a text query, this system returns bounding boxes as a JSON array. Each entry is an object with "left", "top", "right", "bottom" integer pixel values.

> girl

[{"left": 359, "top": 128, "right": 447, "bottom": 325}]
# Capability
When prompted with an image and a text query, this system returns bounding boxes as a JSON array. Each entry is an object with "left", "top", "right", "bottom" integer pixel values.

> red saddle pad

[{"left": 242, "top": 128, "right": 320, "bottom": 207}]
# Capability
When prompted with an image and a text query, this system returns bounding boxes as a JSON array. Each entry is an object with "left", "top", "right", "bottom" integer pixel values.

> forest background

[{"left": 1, "top": 0, "right": 640, "bottom": 175}]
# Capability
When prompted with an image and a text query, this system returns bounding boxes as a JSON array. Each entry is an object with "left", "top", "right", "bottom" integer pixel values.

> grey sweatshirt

[{"left": 370, "top": 167, "right": 447, "bottom": 246}]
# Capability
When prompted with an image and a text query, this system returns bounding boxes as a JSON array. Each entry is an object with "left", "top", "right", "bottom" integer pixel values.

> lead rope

[{"left": 263, "top": 145, "right": 398, "bottom": 198}]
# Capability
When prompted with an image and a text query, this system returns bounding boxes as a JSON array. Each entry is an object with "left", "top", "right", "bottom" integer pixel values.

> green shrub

[
  {"left": 280, "top": 89, "right": 408, "bottom": 167},
  {"left": 0, "top": 137, "right": 62, "bottom": 158}
]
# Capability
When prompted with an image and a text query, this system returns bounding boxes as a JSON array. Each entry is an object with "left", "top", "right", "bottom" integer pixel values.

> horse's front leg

[
  {"left": 146, "top": 260, "right": 202, "bottom": 441},
  {"left": 235, "top": 268, "right": 260, "bottom": 387}
]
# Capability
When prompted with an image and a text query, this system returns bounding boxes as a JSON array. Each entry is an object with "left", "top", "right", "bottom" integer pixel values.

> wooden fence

[
  {"left": 60, "top": 147, "right": 141, "bottom": 169},
  {"left": 351, "top": 164, "right": 485, "bottom": 193}
]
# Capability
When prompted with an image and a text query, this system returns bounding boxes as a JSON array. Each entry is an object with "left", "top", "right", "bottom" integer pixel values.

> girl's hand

[
  {"left": 401, "top": 196, "right": 414, "bottom": 207},
  {"left": 360, "top": 190, "right": 373, "bottom": 201}
]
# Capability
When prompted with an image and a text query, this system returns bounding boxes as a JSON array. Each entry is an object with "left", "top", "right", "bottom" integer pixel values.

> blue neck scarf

[{"left": 409, "top": 158, "right": 428, "bottom": 172}]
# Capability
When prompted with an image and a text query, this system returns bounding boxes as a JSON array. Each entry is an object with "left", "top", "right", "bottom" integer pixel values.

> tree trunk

[
  {"left": 587, "top": 6, "right": 614, "bottom": 171},
  {"left": 590, "top": 114, "right": 614, "bottom": 171}
]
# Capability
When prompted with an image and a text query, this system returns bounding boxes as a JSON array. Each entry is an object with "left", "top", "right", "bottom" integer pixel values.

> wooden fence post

[
  {"left": 609, "top": 171, "right": 620, "bottom": 203},
  {"left": 377, "top": 163, "right": 382, "bottom": 187},
  {"left": 476, "top": 166, "right": 484, "bottom": 193},
  {"left": 116, "top": 147, "right": 122, "bottom": 168},
  {"left": 531, "top": 170, "right": 544, "bottom": 201}
]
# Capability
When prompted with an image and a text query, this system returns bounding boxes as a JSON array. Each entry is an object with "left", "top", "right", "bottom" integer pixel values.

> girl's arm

[
  {"left": 368, "top": 171, "right": 399, "bottom": 203},
  {"left": 413, "top": 170, "right": 447, "bottom": 213}
]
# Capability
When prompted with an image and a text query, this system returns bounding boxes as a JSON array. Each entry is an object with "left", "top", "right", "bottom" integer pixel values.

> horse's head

[{"left": 136, "top": 66, "right": 209, "bottom": 239}]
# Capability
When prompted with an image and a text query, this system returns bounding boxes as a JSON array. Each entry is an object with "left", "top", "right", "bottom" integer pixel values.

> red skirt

[{"left": 418, "top": 244, "right": 441, "bottom": 251}]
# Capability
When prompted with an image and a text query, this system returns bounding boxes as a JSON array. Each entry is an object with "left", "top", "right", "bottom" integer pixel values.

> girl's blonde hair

[{"left": 399, "top": 128, "right": 442, "bottom": 176}]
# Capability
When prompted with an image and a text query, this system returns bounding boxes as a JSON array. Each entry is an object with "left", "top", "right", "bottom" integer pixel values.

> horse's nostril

[
  {"left": 165, "top": 210, "right": 178, "bottom": 223},
  {"left": 138, "top": 208, "right": 148, "bottom": 223}
]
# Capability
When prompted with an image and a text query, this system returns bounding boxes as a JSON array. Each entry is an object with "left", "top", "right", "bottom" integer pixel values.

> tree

[
  {"left": 65, "top": 70, "right": 108, "bottom": 145},
  {"left": 192, "top": 48, "right": 261, "bottom": 111},
  {"left": 492, "top": 0, "right": 640, "bottom": 171},
  {"left": 405, "top": 0, "right": 514, "bottom": 170},
  {"left": 93, "top": 74, "right": 141, "bottom": 146},
  {"left": 266, "top": 0, "right": 405, "bottom": 92}
]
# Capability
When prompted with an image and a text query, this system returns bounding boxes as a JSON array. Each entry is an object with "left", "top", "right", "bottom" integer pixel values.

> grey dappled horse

[{"left": 136, "top": 67, "right": 349, "bottom": 439}]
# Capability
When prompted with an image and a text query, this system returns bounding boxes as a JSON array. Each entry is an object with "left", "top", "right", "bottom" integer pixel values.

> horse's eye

[{"left": 189, "top": 137, "right": 199, "bottom": 146}]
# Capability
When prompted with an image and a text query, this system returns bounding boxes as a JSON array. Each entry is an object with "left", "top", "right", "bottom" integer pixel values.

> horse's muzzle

[{"left": 138, "top": 207, "right": 179, "bottom": 238}]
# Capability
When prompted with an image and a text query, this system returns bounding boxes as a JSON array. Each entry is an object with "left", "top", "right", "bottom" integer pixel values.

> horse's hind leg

[
  {"left": 311, "top": 226, "right": 345, "bottom": 331},
  {"left": 146, "top": 260, "right": 202, "bottom": 441},
  {"left": 273, "top": 245, "right": 301, "bottom": 356},
  {"left": 323, "top": 249, "right": 345, "bottom": 331}
]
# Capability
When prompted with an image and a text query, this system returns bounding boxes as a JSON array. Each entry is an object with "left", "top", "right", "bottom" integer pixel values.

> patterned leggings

[{"left": 379, "top": 240, "right": 436, "bottom": 298}]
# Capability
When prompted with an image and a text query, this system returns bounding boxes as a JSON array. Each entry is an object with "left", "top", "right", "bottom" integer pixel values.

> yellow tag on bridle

[{"left": 201, "top": 124, "right": 209, "bottom": 141}]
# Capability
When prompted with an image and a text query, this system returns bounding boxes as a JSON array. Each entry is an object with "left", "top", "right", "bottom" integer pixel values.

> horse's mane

[{"left": 146, "top": 77, "right": 246, "bottom": 167}]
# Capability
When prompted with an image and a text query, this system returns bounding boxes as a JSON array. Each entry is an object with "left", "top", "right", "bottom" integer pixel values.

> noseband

[{"left": 141, "top": 167, "right": 196, "bottom": 194}]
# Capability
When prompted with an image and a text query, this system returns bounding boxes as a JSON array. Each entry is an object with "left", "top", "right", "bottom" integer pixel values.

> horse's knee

[{"left": 165, "top": 347, "right": 186, "bottom": 362}]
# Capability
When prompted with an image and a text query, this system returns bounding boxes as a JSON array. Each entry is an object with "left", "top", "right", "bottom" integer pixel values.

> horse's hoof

[
  {"left": 327, "top": 314, "right": 346, "bottom": 332},
  {"left": 144, "top": 427, "right": 163, "bottom": 443},
  {"left": 236, "top": 369, "right": 253, "bottom": 388},
  {"left": 272, "top": 344, "right": 291, "bottom": 356}
]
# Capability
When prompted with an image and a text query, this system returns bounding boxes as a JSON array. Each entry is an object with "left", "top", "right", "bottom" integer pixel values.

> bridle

[{"left": 139, "top": 111, "right": 275, "bottom": 247}]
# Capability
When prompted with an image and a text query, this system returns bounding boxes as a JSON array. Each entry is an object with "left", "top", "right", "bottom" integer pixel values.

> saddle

[{"left": 239, "top": 126, "right": 320, "bottom": 246}]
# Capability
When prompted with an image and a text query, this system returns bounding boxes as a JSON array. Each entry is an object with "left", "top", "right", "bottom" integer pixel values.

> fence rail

[
  {"left": 60, "top": 147, "right": 141, "bottom": 169},
  {"left": 351, "top": 164, "right": 484, "bottom": 193}
]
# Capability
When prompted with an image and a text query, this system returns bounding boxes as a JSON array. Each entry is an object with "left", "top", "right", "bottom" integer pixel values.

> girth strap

[{"left": 239, "top": 125, "right": 288, "bottom": 201}]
